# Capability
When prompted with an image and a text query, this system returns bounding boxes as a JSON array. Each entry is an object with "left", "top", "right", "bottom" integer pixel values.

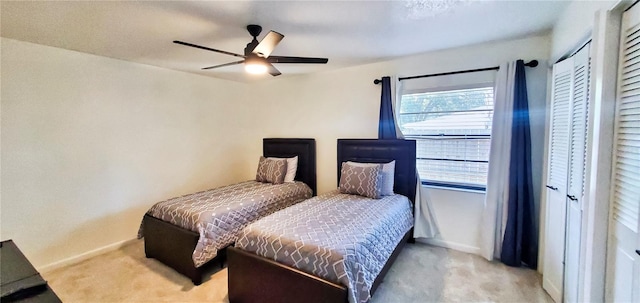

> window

[{"left": 398, "top": 86, "right": 495, "bottom": 191}]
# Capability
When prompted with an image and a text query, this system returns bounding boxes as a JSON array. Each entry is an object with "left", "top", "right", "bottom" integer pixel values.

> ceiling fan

[{"left": 173, "top": 24, "right": 328, "bottom": 77}]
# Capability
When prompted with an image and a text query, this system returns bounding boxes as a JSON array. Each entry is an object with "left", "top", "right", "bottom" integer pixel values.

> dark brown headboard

[
  {"left": 337, "top": 139, "right": 417, "bottom": 203},
  {"left": 263, "top": 138, "right": 317, "bottom": 196}
]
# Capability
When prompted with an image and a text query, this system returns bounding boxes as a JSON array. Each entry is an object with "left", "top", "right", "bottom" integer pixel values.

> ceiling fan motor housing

[
  {"left": 245, "top": 25, "right": 262, "bottom": 55},
  {"left": 246, "top": 24, "right": 262, "bottom": 37}
]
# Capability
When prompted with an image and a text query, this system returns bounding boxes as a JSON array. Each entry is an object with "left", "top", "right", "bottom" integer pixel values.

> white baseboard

[
  {"left": 39, "top": 238, "right": 138, "bottom": 273},
  {"left": 416, "top": 237, "right": 481, "bottom": 255},
  {"left": 542, "top": 276, "right": 561, "bottom": 303}
]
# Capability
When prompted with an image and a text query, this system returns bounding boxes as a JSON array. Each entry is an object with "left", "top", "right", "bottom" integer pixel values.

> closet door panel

[
  {"left": 565, "top": 44, "right": 590, "bottom": 303},
  {"left": 606, "top": 4, "right": 640, "bottom": 302},
  {"left": 543, "top": 57, "right": 573, "bottom": 303}
]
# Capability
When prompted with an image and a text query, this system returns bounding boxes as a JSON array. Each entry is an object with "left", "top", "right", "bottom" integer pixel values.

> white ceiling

[{"left": 1, "top": 0, "right": 570, "bottom": 83}]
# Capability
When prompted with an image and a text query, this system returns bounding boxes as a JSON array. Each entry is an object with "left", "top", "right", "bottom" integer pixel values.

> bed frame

[
  {"left": 143, "top": 138, "right": 316, "bottom": 285},
  {"left": 228, "top": 139, "right": 417, "bottom": 303}
]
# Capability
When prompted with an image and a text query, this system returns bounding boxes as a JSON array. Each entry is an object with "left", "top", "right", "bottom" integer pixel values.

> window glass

[{"left": 399, "top": 86, "right": 494, "bottom": 190}]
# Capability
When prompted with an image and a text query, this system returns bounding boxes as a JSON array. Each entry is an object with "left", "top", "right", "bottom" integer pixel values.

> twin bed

[
  {"left": 139, "top": 138, "right": 417, "bottom": 303},
  {"left": 139, "top": 138, "right": 317, "bottom": 284},
  {"left": 228, "top": 139, "right": 417, "bottom": 303}
]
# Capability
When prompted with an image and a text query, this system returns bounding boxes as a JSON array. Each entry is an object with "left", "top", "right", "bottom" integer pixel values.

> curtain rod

[{"left": 373, "top": 60, "right": 539, "bottom": 84}]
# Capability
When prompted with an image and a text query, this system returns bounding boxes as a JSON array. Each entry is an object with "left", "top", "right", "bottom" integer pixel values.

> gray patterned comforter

[
  {"left": 138, "top": 180, "right": 312, "bottom": 267},
  {"left": 235, "top": 190, "right": 414, "bottom": 303}
]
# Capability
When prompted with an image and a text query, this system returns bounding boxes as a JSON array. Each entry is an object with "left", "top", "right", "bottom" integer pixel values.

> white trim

[
  {"left": 544, "top": 276, "right": 563, "bottom": 303},
  {"left": 417, "top": 237, "right": 481, "bottom": 255},
  {"left": 602, "top": 1, "right": 639, "bottom": 302},
  {"left": 423, "top": 184, "right": 485, "bottom": 194},
  {"left": 581, "top": 3, "right": 629, "bottom": 302},
  {"left": 38, "top": 238, "right": 138, "bottom": 273},
  {"left": 538, "top": 64, "right": 553, "bottom": 275}
]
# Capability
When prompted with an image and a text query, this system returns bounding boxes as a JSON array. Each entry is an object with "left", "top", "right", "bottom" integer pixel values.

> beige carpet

[{"left": 42, "top": 240, "right": 552, "bottom": 303}]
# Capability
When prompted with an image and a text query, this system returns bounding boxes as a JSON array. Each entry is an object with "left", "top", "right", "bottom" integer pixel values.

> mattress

[
  {"left": 235, "top": 190, "right": 413, "bottom": 303},
  {"left": 138, "top": 180, "right": 312, "bottom": 267}
]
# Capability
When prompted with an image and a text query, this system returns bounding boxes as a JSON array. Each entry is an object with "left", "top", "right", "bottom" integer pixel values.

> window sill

[{"left": 422, "top": 184, "right": 486, "bottom": 194}]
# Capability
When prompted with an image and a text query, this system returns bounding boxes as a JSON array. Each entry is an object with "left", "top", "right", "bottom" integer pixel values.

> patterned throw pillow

[
  {"left": 345, "top": 161, "right": 395, "bottom": 196},
  {"left": 255, "top": 157, "right": 288, "bottom": 184},
  {"left": 339, "top": 162, "right": 383, "bottom": 199},
  {"left": 267, "top": 156, "right": 298, "bottom": 183}
]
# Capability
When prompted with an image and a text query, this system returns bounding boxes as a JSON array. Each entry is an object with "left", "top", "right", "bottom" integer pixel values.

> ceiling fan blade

[
  {"left": 202, "top": 60, "right": 245, "bottom": 70},
  {"left": 252, "top": 31, "right": 284, "bottom": 58},
  {"left": 267, "top": 63, "right": 282, "bottom": 77},
  {"left": 173, "top": 40, "right": 245, "bottom": 59},
  {"left": 267, "top": 56, "right": 328, "bottom": 64}
]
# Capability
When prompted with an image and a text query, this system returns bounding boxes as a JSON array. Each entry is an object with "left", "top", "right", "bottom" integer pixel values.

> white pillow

[
  {"left": 268, "top": 156, "right": 298, "bottom": 183},
  {"left": 345, "top": 161, "right": 395, "bottom": 196}
]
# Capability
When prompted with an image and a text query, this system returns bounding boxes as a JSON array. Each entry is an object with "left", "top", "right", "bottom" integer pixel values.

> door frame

[{"left": 580, "top": 1, "right": 632, "bottom": 302}]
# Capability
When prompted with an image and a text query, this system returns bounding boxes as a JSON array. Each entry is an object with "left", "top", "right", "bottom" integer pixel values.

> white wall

[
  {"left": 249, "top": 35, "right": 551, "bottom": 253},
  {"left": 0, "top": 38, "right": 255, "bottom": 269},
  {"left": 1, "top": 33, "right": 552, "bottom": 269},
  {"left": 550, "top": 0, "right": 619, "bottom": 62}
]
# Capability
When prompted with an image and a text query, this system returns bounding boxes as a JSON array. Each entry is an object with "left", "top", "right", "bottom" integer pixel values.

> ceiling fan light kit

[
  {"left": 174, "top": 24, "right": 328, "bottom": 77},
  {"left": 244, "top": 56, "right": 268, "bottom": 74}
]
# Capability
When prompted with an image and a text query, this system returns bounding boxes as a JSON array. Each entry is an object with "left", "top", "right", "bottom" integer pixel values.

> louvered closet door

[
  {"left": 543, "top": 57, "right": 573, "bottom": 303},
  {"left": 564, "top": 44, "right": 590, "bottom": 303},
  {"left": 606, "top": 3, "right": 640, "bottom": 302}
]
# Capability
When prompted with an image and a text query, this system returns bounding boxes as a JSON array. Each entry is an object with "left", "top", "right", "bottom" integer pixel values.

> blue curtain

[
  {"left": 378, "top": 76, "right": 398, "bottom": 139},
  {"left": 500, "top": 60, "right": 538, "bottom": 269}
]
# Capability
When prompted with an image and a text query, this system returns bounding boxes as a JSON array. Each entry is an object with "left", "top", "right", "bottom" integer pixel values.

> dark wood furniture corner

[{"left": 1, "top": 240, "right": 62, "bottom": 303}]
